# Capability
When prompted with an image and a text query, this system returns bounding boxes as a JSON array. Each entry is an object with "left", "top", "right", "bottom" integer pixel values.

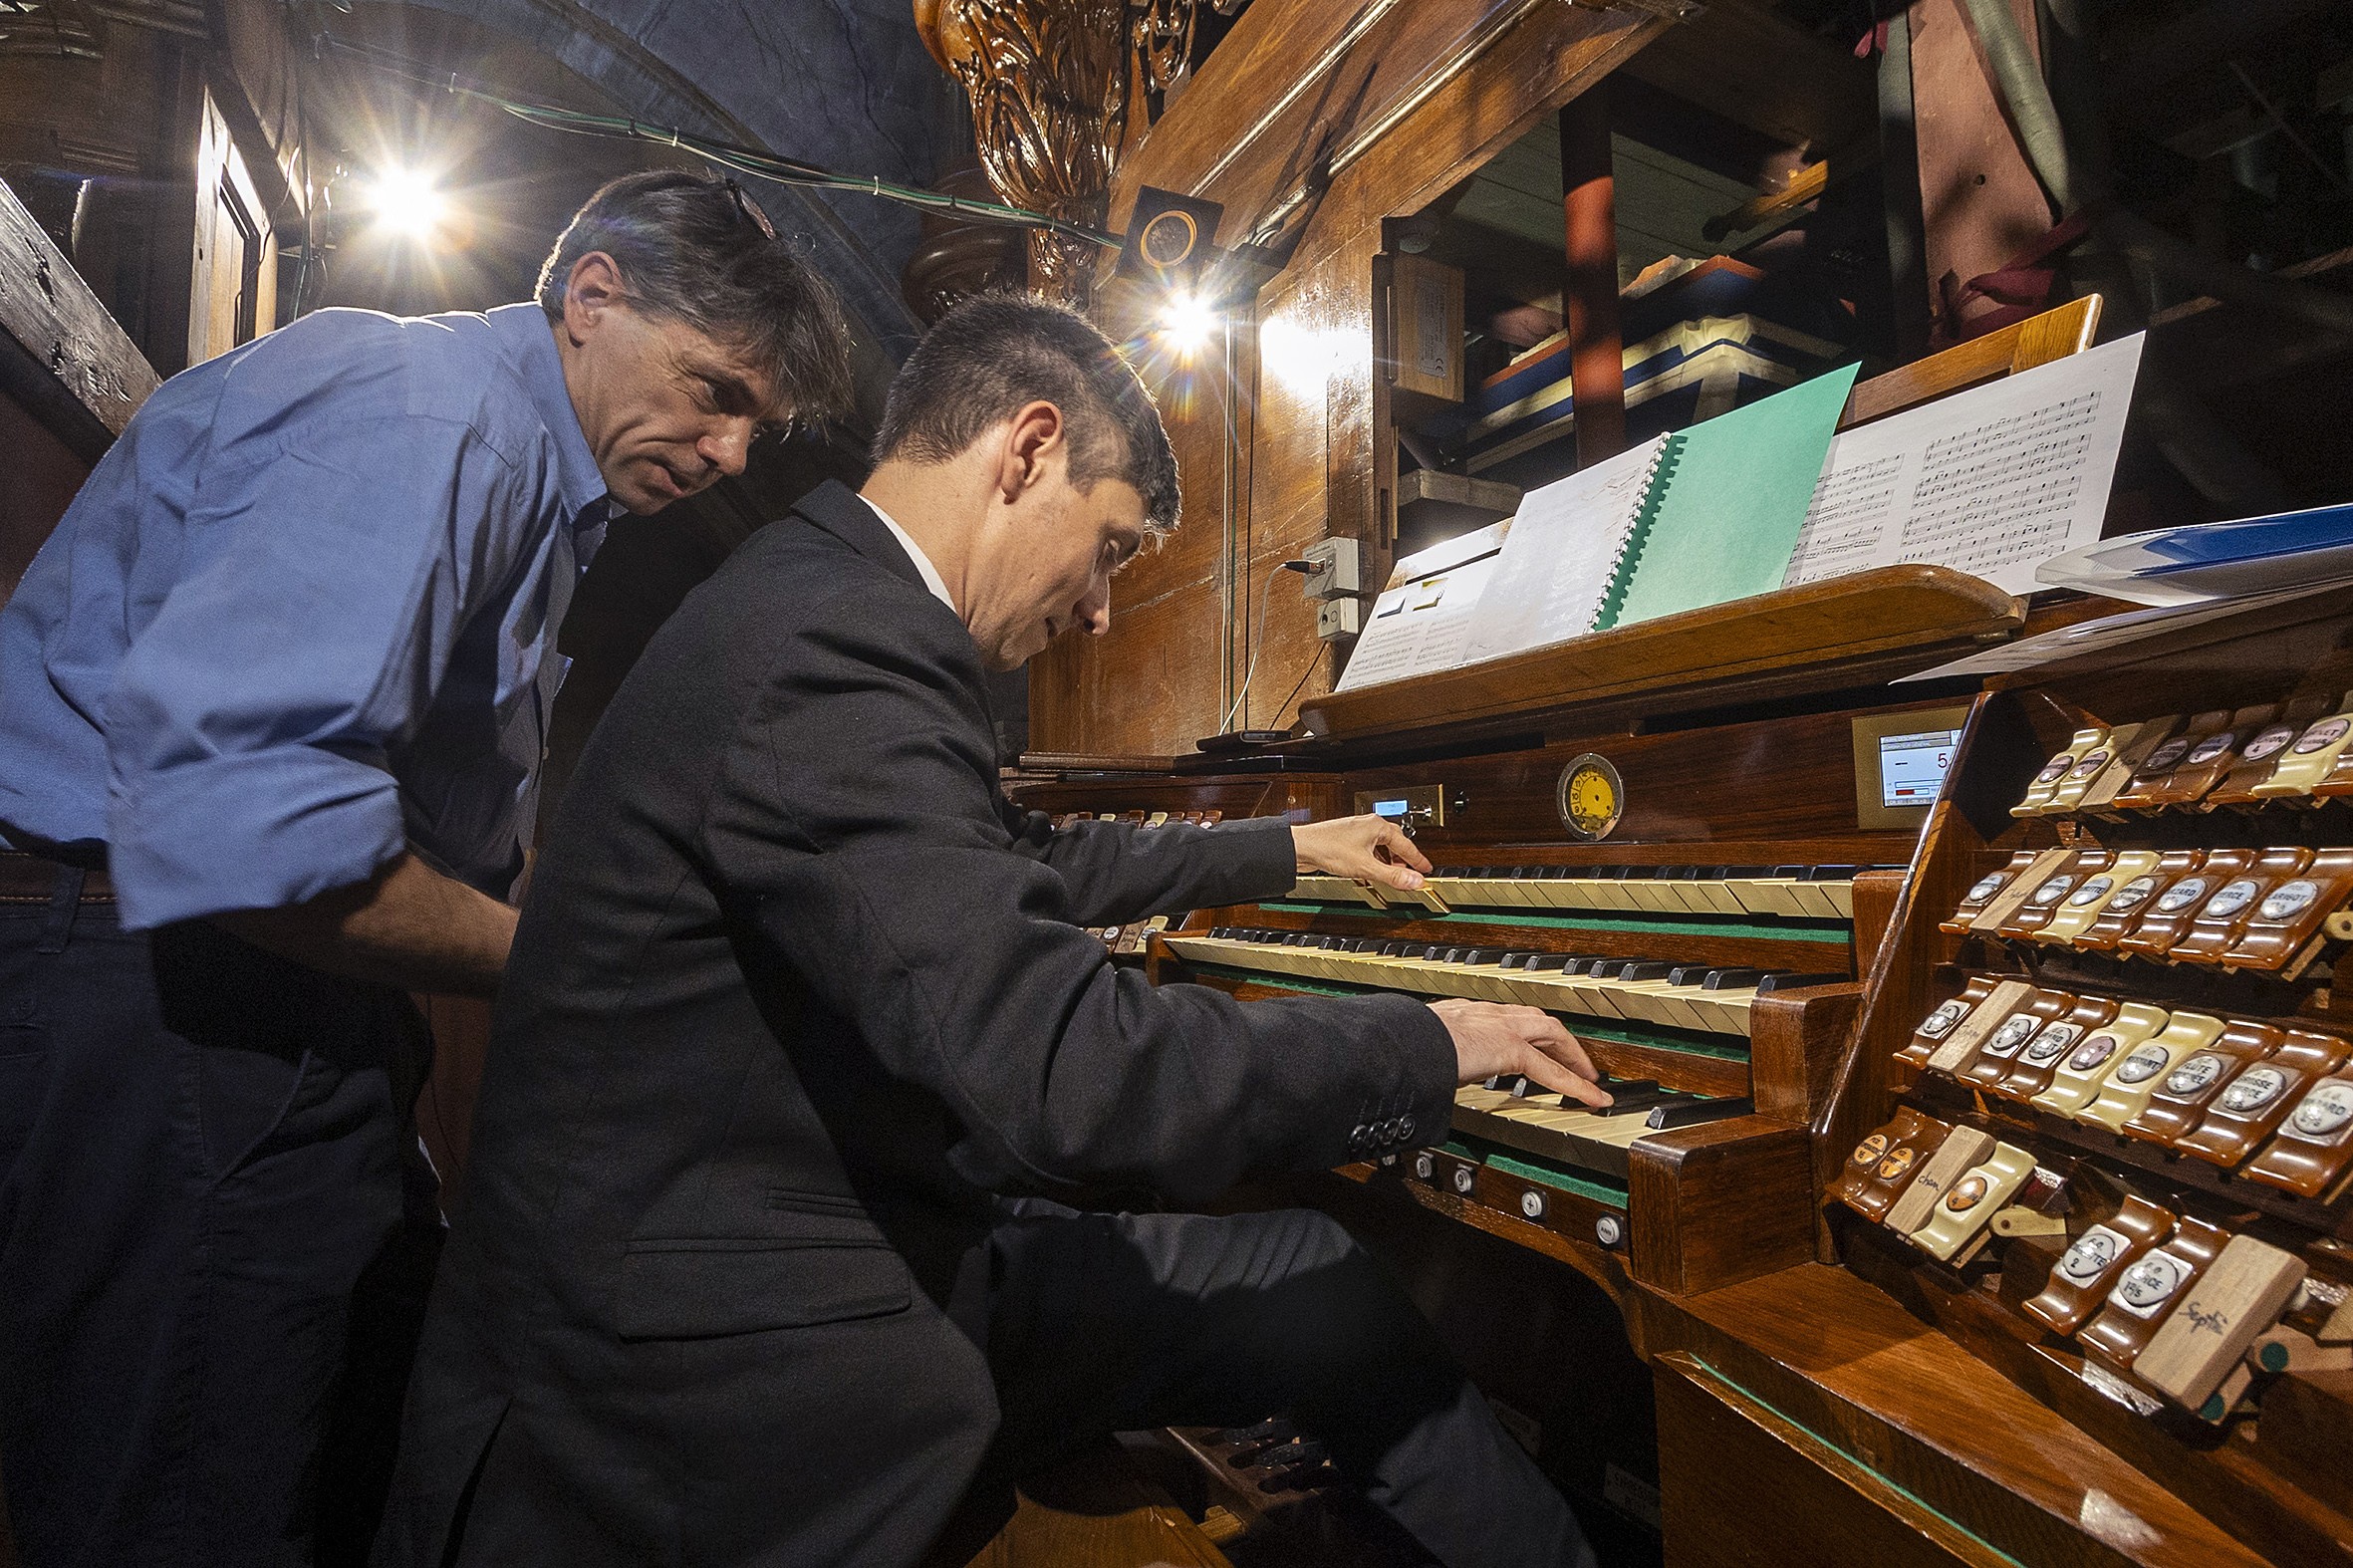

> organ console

[
  {"left": 1014, "top": 574, "right": 2353, "bottom": 1565},
  {"left": 1018, "top": 637, "right": 1961, "bottom": 1299}
]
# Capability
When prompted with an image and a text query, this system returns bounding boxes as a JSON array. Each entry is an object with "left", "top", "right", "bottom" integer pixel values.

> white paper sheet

[
  {"left": 1334, "top": 549, "right": 1501, "bottom": 692},
  {"left": 1784, "top": 333, "right": 2144, "bottom": 596},
  {"left": 1458, "top": 433, "right": 1671, "bottom": 665}
]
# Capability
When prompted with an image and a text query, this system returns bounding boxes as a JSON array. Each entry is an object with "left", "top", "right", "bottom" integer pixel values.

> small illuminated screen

[
  {"left": 1371, "top": 799, "right": 1411, "bottom": 819},
  {"left": 1878, "top": 729, "right": 1961, "bottom": 809}
]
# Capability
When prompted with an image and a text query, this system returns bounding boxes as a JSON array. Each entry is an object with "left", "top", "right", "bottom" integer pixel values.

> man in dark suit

[{"left": 378, "top": 295, "right": 1606, "bottom": 1568}]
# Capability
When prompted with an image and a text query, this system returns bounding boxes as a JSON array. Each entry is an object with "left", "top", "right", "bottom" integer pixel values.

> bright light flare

[
  {"left": 368, "top": 167, "right": 448, "bottom": 243},
  {"left": 1157, "top": 289, "right": 1218, "bottom": 357}
]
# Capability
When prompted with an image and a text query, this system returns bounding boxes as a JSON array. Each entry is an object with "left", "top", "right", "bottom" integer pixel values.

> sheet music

[
  {"left": 1333, "top": 549, "right": 1501, "bottom": 692},
  {"left": 1459, "top": 434, "right": 1671, "bottom": 665},
  {"left": 1784, "top": 333, "right": 2144, "bottom": 596}
]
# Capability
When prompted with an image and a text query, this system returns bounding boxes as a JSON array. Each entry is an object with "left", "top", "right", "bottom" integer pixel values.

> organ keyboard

[{"left": 1015, "top": 639, "right": 1978, "bottom": 1300}]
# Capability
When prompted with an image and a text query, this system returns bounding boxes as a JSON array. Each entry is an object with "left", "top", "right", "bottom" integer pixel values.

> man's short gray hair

[{"left": 537, "top": 169, "right": 854, "bottom": 431}]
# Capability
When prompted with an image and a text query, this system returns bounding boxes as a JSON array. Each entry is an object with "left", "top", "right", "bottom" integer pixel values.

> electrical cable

[
  {"left": 1218, "top": 558, "right": 1314, "bottom": 733},
  {"left": 1263, "top": 643, "right": 1322, "bottom": 733},
  {"left": 314, "top": 33, "right": 1125, "bottom": 250}
]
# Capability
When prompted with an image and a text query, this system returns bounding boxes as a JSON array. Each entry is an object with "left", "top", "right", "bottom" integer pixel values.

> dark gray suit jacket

[{"left": 377, "top": 480, "right": 1454, "bottom": 1568}]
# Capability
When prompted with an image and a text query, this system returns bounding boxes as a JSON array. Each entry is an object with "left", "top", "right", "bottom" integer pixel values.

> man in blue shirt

[{"left": 0, "top": 168, "right": 851, "bottom": 1567}]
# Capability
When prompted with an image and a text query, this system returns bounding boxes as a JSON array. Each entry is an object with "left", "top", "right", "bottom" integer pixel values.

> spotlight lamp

[
  {"left": 1157, "top": 289, "right": 1220, "bottom": 355},
  {"left": 367, "top": 166, "right": 448, "bottom": 243}
]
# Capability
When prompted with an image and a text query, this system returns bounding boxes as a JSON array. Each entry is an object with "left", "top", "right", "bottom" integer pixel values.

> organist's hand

[
  {"left": 1429, "top": 999, "right": 1611, "bottom": 1107},
  {"left": 1291, "top": 814, "right": 1433, "bottom": 894}
]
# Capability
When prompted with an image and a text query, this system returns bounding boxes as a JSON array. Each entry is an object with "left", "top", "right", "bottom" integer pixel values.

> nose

[
  {"left": 1077, "top": 573, "right": 1112, "bottom": 638},
  {"left": 697, "top": 418, "right": 754, "bottom": 480}
]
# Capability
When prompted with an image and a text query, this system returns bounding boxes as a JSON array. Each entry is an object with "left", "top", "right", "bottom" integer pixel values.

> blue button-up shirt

[{"left": 0, "top": 302, "right": 610, "bottom": 929}]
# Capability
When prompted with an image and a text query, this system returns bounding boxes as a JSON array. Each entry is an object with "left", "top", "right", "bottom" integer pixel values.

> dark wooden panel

[
  {"left": 1010, "top": 774, "right": 1346, "bottom": 823},
  {"left": 1644, "top": 1266, "right": 2272, "bottom": 1568},
  {"left": 0, "top": 378, "right": 90, "bottom": 605},
  {"left": 1655, "top": 1355, "right": 1987, "bottom": 1568},
  {"left": 1351, "top": 699, "right": 1956, "bottom": 854},
  {"left": 1029, "top": 568, "right": 1228, "bottom": 755},
  {"left": 1617, "top": 0, "right": 1874, "bottom": 156}
]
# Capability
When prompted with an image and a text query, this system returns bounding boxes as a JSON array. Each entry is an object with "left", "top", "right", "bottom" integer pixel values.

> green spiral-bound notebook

[
  {"left": 1460, "top": 364, "right": 1862, "bottom": 664},
  {"left": 1595, "top": 363, "right": 1861, "bottom": 630}
]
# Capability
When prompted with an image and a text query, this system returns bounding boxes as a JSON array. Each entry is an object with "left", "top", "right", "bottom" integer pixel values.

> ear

[
  {"left": 993, "top": 400, "right": 1066, "bottom": 505},
  {"left": 561, "top": 252, "right": 627, "bottom": 345}
]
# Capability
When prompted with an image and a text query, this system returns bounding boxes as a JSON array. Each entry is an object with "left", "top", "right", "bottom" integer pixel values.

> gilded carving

[{"left": 915, "top": 0, "right": 1199, "bottom": 305}]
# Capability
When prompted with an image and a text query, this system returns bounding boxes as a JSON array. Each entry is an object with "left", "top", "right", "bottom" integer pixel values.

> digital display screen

[
  {"left": 1371, "top": 799, "right": 1411, "bottom": 818},
  {"left": 1878, "top": 729, "right": 1961, "bottom": 809}
]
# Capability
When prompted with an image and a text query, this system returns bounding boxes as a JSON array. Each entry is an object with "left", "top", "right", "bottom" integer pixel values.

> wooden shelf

[{"left": 1296, "top": 565, "right": 2023, "bottom": 745}]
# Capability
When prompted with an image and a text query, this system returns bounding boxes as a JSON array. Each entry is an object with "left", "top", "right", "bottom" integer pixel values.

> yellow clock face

[{"left": 1556, "top": 753, "right": 1624, "bottom": 842}]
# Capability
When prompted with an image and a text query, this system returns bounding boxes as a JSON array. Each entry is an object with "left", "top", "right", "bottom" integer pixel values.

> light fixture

[
  {"left": 367, "top": 166, "right": 447, "bottom": 243},
  {"left": 1157, "top": 289, "right": 1218, "bottom": 357}
]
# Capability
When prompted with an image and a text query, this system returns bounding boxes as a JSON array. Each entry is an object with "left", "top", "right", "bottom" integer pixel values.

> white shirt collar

[{"left": 862, "top": 496, "right": 956, "bottom": 615}]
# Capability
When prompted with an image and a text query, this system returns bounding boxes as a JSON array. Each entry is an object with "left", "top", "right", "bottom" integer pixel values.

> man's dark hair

[
  {"left": 872, "top": 293, "right": 1180, "bottom": 533},
  {"left": 538, "top": 169, "right": 854, "bottom": 431}
]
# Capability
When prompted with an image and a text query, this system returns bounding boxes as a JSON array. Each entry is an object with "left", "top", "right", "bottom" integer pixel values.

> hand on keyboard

[
  {"left": 1429, "top": 999, "right": 1610, "bottom": 1107},
  {"left": 1292, "top": 814, "right": 1433, "bottom": 893}
]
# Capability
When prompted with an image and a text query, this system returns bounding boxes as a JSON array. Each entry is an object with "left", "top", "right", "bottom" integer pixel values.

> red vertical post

[{"left": 1560, "top": 87, "right": 1627, "bottom": 466}]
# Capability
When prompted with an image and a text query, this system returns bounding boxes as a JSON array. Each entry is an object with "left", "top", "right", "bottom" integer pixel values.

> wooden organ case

[{"left": 1015, "top": 583, "right": 2353, "bottom": 1565}]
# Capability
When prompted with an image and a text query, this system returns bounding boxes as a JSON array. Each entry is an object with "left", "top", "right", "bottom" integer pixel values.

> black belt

[{"left": 0, "top": 851, "right": 116, "bottom": 906}]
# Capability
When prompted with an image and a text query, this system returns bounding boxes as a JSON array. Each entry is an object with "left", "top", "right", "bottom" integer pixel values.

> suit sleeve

[
  {"left": 702, "top": 585, "right": 1456, "bottom": 1201},
  {"left": 996, "top": 808, "right": 1297, "bottom": 927}
]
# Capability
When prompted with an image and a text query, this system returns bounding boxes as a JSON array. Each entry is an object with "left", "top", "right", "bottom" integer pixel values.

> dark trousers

[
  {"left": 0, "top": 863, "right": 441, "bottom": 1568},
  {"left": 957, "top": 1200, "right": 1597, "bottom": 1568}
]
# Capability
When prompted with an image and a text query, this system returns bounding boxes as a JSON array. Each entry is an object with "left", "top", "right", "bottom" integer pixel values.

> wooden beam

[{"left": 0, "top": 176, "right": 158, "bottom": 461}]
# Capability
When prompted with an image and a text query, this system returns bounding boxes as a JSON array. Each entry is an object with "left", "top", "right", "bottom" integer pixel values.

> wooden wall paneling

[
  {"left": 0, "top": 19, "right": 206, "bottom": 377},
  {"left": 1030, "top": 577, "right": 1230, "bottom": 756},
  {"left": 1029, "top": 290, "right": 1241, "bottom": 753},
  {"left": 0, "top": 382, "right": 94, "bottom": 608}
]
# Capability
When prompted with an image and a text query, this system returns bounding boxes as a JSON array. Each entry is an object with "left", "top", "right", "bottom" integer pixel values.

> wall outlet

[
  {"left": 1317, "top": 597, "right": 1363, "bottom": 640},
  {"left": 1301, "top": 538, "right": 1363, "bottom": 601}
]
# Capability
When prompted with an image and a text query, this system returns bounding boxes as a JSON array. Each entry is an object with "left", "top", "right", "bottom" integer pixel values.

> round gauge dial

[{"left": 1556, "top": 753, "right": 1625, "bottom": 843}]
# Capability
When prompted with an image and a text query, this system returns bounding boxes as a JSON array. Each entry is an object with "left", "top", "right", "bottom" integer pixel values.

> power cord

[{"left": 1217, "top": 558, "right": 1315, "bottom": 733}]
